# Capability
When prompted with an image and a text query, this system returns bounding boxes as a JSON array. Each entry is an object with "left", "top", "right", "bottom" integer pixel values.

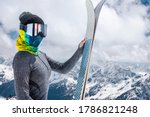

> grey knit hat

[{"left": 19, "top": 12, "right": 44, "bottom": 25}]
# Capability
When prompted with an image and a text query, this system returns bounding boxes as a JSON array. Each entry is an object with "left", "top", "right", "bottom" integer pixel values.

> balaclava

[{"left": 16, "top": 12, "right": 45, "bottom": 55}]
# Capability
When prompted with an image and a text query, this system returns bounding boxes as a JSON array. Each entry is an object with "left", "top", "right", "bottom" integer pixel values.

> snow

[
  {"left": 0, "top": 56, "right": 150, "bottom": 100},
  {"left": 0, "top": 64, "right": 13, "bottom": 81},
  {"left": 0, "top": 96, "right": 6, "bottom": 100},
  {"left": 37, "top": 61, "right": 150, "bottom": 100}
]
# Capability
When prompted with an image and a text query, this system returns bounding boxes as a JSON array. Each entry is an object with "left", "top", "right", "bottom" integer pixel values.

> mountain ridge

[{"left": 0, "top": 57, "right": 150, "bottom": 100}]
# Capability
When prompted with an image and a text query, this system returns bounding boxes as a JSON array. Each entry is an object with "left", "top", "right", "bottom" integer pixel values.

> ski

[{"left": 74, "top": 0, "right": 106, "bottom": 100}]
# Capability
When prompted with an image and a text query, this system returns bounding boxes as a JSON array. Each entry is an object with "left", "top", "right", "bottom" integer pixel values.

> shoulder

[
  {"left": 13, "top": 51, "right": 35, "bottom": 67},
  {"left": 14, "top": 51, "right": 35, "bottom": 61},
  {"left": 38, "top": 50, "right": 52, "bottom": 62},
  {"left": 39, "top": 50, "right": 46, "bottom": 56},
  {"left": 38, "top": 50, "right": 49, "bottom": 59}
]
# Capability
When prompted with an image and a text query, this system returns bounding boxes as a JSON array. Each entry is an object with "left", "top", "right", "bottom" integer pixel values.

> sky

[{"left": 0, "top": 0, "right": 150, "bottom": 63}]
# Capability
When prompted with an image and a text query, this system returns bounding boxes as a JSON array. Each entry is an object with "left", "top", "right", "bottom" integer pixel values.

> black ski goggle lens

[{"left": 20, "top": 23, "right": 47, "bottom": 37}]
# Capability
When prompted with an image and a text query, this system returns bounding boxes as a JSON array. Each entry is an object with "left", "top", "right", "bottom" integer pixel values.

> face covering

[{"left": 16, "top": 30, "right": 43, "bottom": 55}]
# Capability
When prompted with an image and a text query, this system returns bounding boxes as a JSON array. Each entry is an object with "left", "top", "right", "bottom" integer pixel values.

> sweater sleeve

[
  {"left": 46, "top": 47, "right": 83, "bottom": 74},
  {"left": 13, "top": 52, "right": 33, "bottom": 100}
]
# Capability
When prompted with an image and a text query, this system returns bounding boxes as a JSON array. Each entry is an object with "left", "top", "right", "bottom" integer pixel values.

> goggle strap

[{"left": 20, "top": 24, "right": 27, "bottom": 31}]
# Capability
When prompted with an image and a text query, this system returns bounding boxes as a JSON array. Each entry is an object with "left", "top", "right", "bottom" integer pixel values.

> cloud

[
  {"left": 0, "top": 26, "right": 16, "bottom": 58},
  {"left": 0, "top": 0, "right": 86, "bottom": 61},
  {"left": 92, "top": 0, "right": 150, "bottom": 63},
  {"left": 0, "top": 0, "right": 149, "bottom": 63}
]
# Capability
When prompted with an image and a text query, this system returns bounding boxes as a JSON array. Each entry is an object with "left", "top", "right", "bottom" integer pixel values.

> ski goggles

[{"left": 20, "top": 23, "right": 47, "bottom": 37}]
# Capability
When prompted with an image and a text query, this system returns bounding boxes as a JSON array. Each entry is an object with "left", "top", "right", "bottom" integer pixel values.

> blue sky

[{"left": 0, "top": 0, "right": 150, "bottom": 63}]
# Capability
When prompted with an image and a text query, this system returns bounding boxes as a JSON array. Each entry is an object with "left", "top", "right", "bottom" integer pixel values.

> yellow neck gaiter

[{"left": 16, "top": 30, "right": 38, "bottom": 55}]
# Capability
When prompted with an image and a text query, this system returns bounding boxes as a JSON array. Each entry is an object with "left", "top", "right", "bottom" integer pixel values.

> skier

[{"left": 13, "top": 12, "right": 86, "bottom": 100}]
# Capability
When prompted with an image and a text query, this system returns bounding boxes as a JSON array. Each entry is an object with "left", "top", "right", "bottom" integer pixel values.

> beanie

[{"left": 19, "top": 12, "right": 44, "bottom": 25}]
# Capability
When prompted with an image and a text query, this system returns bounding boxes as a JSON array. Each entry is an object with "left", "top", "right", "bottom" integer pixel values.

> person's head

[
  {"left": 18, "top": 12, "right": 47, "bottom": 47},
  {"left": 19, "top": 12, "right": 47, "bottom": 38}
]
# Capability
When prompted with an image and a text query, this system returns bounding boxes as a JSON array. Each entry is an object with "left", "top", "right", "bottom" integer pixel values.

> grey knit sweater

[{"left": 13, "top": 47, "right": 83, "bottom": 100}]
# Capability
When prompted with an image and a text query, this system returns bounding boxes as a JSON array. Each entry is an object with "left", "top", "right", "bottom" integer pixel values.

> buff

[{"left": 16, "top": 30, "right": 42, "bottom": 55}]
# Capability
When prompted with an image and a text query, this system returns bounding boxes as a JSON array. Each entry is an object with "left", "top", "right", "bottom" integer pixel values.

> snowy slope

[
  {"left": 0, "top": 58, "right": 13, "bottom": 85},
  {"left": 84, "top": 62, "right": 150, "bottom": 100}
]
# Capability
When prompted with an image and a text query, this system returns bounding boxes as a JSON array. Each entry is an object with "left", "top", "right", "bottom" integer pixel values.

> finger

[{"left": 81, "top": 38, "right": 86, "bottom": 43}]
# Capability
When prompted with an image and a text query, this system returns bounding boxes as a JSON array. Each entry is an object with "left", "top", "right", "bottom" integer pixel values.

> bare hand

[{"left": 79, "top": 38, "right": 86, "bottom": 48}]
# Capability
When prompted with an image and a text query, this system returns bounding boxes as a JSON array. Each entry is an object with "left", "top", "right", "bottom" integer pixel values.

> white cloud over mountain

[{"left": 0, "top": 0, "right": 149, "bottom": 63}]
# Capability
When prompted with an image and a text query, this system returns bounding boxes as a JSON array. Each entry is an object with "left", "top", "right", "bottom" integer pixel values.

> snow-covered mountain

[
  {"left": 0, "top": 56, "right": 150, "bottom": 100},
  {"left": 0, "top": 57, "right": 13, "bottom": 85},
  {"left": 48, "top": 61, "right": 150, "bottom": 100}
]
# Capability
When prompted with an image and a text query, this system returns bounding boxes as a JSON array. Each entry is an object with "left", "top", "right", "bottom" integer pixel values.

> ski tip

[
  {"left": 101, "top": 0, "right": 107, "bottom": 4},
  {"left": 86, "top": 0, "right": 94, "bottom": 9},
  {"left": 96, "top": 0, "right": 106, "bottom": 9}
]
